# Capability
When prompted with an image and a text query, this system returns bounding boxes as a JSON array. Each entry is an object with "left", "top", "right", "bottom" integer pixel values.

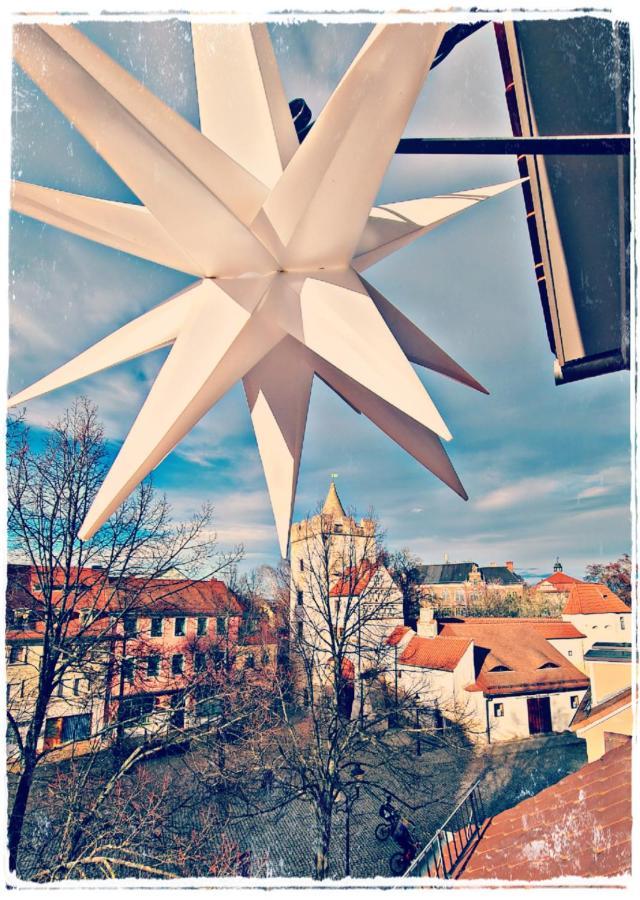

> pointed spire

[{"left": 322, "top": 479, "right": 346, "bottom": 518}]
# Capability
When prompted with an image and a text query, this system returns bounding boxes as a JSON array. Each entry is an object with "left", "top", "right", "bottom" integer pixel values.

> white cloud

[
  {"left": 576, "top": 485, "right": 610, "bottom": 501},
  {"left": 475, "top": 476, "right": 561, "bottom": 512}
]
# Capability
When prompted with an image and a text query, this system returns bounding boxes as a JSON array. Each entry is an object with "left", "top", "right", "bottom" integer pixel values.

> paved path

[{"left": 14, "top": 730, "right": 587, "bottom": 880}]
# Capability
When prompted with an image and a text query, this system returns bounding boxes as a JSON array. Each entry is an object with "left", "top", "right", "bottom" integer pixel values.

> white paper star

[{"left": 9, "top": 21, "right": 522, "bottom": 556}]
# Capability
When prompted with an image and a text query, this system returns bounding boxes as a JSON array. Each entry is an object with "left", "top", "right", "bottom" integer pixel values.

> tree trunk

[
  {"left": 314, "top": 814, "right": 332, "bottom": 880},
  {"left": 8, "top": 753, "right": 38, "bottom": 872}
]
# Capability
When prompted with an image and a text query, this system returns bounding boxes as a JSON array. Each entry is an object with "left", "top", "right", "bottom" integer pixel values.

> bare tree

[
  {"left": 385, "top": 548, "right": 423, "bottom": 628},
  {"left": 185, "top": 509, "right": 479, "bottom": 880},
  {"left": 6, "top": 398, "right": 241, "bottom": 873},
  {"left": 21, "top": 755, "right": 266, "bottom": 880}
]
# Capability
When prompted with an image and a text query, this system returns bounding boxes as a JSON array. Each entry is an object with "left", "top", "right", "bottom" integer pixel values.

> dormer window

[
  {"left": 538, "top": 662, "right": 559, "bottom": 669},
  {"left": 490, "top": 665, "right": 511, "bottom": 672}
]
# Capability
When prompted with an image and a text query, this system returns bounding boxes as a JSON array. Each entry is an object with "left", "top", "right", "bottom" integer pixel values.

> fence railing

[{"left": 403, "top": 780, "right": 486, "bottom": 879}]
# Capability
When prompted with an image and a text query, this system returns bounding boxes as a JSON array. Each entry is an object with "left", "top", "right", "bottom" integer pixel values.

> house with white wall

[
  {"left": 562, "top": 582, "right": 631, "bottom": 651},
  {"left": 385, "top": 612, "right": 476, "bottom": 727},
  {"left": 438, "top": 619, "right": 590, "bottom": 741}
]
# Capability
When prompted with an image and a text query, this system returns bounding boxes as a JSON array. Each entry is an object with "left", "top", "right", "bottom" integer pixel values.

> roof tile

[
  {"left": 563, "top": 582, "right": 629, "bottom": 615},
  {"left": 458, "top": 743, "right": 632, "bottom": 881},
  {"left": 399, "top": 634, "right": 471, "bottom": 672}
]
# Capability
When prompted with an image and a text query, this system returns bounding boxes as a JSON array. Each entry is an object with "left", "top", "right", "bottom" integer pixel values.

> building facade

[
  {"left": 416, "top": 560, "right": 525, "bottom": 610},
  {"left": 6, "top": 564, "right": 243, "bottom": 762}
]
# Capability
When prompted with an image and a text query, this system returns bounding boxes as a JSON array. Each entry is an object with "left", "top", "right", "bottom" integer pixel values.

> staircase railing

[{"left": 403, "top": 779, "right": 485, "bottom": 879}]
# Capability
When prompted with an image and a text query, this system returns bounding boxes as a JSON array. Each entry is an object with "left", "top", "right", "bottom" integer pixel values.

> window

[
  {"left": 297, "top": 621, "right": 303, "bottom": 640},
  {"left": 299, "top": 559, "right": 304, "bottom": 572},
  {"left": 57, "top": 679, "right": 65, "bottom": 697},
  {"left": 568, "top": 650, "right": 573, "bottom": 657},
  {"left": 9, "top": 645, "right": 24, "bottom": 665},
  {"left": 174, "top": 617, "right": 186, "bottom": 637},
  {"left": 194, "top": 651, "right": 206, "bottom": 673},
  {"left": 61, "top": 713, "right": 91, "bottom": 742},
  {"left": 262, "top": 650, "right": 270, "bottom": 665},
  {"left": 538, "top": 662, "right": 559, "bottom": 669},
  {"left": 150, "top": 617, "right": 163, "bottom": 637},
  {"left": 197, "top": 616, "right": 208, "bottom": 637},
  {"left": 120, "top": 695, "right": 155, "bottom": 726},
  {"left": 620, "top": 616, "right": 626, "bottom": 630},
  {"left": 123, "top": 615, "right": 138, "bottom": 637},
  {"left": 297, "top": 590, "right": 304, "bottom": 606},
  {"left": 216, "top": 616, "right": 227, "bottom": 636},
  {"left": 147, "top": 655, "right": 160, "bottom": 677},
  {"left": 245, "top": 653, "right": 255, "bottom": 669},
  {"left": 570, "top": 695, "right": 580, "bottom": 709},
  {"left": 172, "top": 654, "right": 184, "bottom": 675},
  {"left": 122, "top": 659, "right": 135, "bottom": 683},
  {"left": 334, "top": 523, "right": 343, "bottom": 533},
  {"left": 73, "top": 679, "right": 81, "bottom": 696},
  {"left": 494, "top": 703, "right": 504, "bottom": 718},
  {"left": 490, "top": 665, "right": 511, "bottom": 672}
]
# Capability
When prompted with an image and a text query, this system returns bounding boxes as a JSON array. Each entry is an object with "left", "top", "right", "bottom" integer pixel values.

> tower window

[
  {"left": 299, "top": 559, "right": 304, "bottom": 572},
  {"left": 297, "top": 590, "right": 303, "bottom": 606}
]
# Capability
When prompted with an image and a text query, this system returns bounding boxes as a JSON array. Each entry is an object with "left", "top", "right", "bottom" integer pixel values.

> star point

[{"left": 10, "top": 19, "right": 521, "bottom": 555}]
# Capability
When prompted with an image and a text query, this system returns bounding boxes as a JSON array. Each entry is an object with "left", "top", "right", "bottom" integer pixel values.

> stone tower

[{"left": 288, "top": 480, "right": 378, "bottom": 697}]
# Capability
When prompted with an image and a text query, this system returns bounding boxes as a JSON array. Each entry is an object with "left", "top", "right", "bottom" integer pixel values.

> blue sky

[{"left": 9, "top": 18, "right": 631, "bottom": 580}]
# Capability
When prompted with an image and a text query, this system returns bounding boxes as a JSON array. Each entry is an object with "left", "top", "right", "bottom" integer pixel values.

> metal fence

[{"left": 403, "top": 780, "right": 485, "bottom": 879}]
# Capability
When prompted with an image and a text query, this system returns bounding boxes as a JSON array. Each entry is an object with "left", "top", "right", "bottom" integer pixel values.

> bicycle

[{"left": 389, "top": 841, "right": 418, "bottom": 875}]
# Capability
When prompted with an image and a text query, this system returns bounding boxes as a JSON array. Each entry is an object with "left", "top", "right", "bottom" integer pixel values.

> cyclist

[{"left": 379, "top": 795, "right": 397, "bottom": 824}]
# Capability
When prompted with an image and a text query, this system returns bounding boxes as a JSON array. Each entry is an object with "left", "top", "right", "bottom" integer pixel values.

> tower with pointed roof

[
  {"left": 288, "top": 480, "right": 389, "bottom": 701},
  {"left": 289, "top": 479, "right": 377, "bottom": 580},
  {"left": 554, "top": 557, "right": 563, "bottom": 573}
]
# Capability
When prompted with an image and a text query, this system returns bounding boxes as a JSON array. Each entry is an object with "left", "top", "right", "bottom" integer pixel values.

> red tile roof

[
  {"left": 122, "top": 578, "right": 243, "bottom": 616},
  {"left": 445, "top": 617, "right": 585, "bottom": 640},
  {"left": 570, "top": 687, "right": 632, "bottom": 732},
  {"left": 399, "top": 635, "right": 472, "bottom": 672},
  {"left": 440, "top": 620, "right": 589, "bottom": 697},
  {"left": 564, "top": 582, "right": 630, "bottom": 615},
  {"left": 534, "top": 570, "right": 583, "bottom": 590},
  {"left": 386, "top": 625, "right": 411, "bottom": 647},
  {"left": 330, "top": 561, "right": 379, "bottom": 597},
  {"left": 458, "top": 743, "right": 632, "bottom": 881}
]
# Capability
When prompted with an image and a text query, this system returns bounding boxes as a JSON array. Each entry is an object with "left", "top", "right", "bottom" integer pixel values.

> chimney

[
  {"left": 417, "top": 606, "right": 438, "bottom": 639},
  {"left": 505, "top": 561, "right": 514, "bottom": 572}
]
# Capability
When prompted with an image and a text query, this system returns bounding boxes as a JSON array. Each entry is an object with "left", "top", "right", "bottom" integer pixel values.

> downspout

[{"left": 485, "top": 696, "right": 491, "bottom": 744}]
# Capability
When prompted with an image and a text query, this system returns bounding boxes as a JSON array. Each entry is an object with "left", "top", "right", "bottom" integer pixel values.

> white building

[
  {"left": 561, "top": 582, "right": 631, "bottom": 651},
  {"left": 288, "top": 481, "right": 403, "bottom": 707}
]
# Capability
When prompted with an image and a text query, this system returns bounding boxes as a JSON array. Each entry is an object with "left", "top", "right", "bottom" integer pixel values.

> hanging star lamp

[{"left": 9, "top": 20, "right": 521, "bottom": 556}]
